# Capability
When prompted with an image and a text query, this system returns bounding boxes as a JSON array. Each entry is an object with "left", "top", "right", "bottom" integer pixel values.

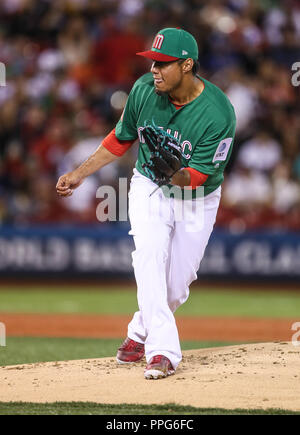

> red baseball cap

[{"left": 137, "top": 28, "right": 198, "bottom": 62}]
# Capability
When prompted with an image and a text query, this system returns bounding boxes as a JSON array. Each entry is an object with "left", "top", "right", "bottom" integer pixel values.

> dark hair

[{"left": 192, "top": 60, "right": 200, "bottom": 76}]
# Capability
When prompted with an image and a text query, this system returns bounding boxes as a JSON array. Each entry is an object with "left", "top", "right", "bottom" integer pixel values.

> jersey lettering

[
  {"left": 138, "top": 127, "right": 145, "bottom": 143},
  {"left": 139, "top": 126, "right": 189, "bottom": 157},
  {"left": 182, "top": 140, "right": 192, "bottom": 159}
]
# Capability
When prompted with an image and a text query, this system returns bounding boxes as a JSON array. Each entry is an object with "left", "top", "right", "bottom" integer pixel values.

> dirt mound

[{"left": 0, "top": 342, "right": 299, "bottom": 411}]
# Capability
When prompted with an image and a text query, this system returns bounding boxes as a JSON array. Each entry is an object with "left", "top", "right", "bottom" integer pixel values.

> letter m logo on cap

[{"left": 153, "top": 34, "right": 164, "bottom": 50}]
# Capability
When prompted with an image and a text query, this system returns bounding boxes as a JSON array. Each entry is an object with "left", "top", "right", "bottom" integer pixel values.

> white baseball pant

[{"left": 127, "top": 168, "right": 221, "bottom": 370}]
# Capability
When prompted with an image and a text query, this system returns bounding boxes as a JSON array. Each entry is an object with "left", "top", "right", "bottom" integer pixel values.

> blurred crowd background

[{"left": 0, "top": 0, "right": 299, "bottom": 231}]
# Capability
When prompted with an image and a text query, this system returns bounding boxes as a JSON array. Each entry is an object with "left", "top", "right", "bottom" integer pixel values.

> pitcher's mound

[{"left": 1, "top": 342, "right": 299, "bottom": 411}]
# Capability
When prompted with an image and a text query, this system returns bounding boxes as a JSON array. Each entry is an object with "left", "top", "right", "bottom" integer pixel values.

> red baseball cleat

[
  {"left": 116, "top": 337, "right": 145, "bottom": 364},
  {"left": 144, "top": 355, "right": 175, "bottom": 379}
]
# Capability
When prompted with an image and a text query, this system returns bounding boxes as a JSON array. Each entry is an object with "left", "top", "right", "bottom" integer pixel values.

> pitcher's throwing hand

[{"left": 56, "top": 172, "right": 83, "bottom": 197}]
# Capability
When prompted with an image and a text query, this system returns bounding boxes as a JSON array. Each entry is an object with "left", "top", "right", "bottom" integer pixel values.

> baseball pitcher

[{"left": 56, "top": 28, "right": 236, "bottom": 380}]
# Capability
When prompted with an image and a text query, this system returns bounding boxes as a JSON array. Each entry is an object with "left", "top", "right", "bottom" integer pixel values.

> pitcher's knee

[
  {"left": 167, "top": 268, "right": 198, "bottom": 312},
  {"left": 168, "top": 291, "right": 189, "bottom": 313}
]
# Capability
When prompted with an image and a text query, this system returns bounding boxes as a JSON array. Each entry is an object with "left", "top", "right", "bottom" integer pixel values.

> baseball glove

[{"left": 141, "top": 122, "right": 182, "bottom": 188}]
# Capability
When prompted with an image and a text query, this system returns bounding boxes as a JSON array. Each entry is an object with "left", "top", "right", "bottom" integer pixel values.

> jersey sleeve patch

[{"left": 212, "top": 137, "right": 233, "bottom": 163}]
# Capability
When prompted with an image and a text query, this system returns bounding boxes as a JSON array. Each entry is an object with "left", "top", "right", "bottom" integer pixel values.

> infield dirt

[
  {"left": 1, "top": 342, "right": 299, "bottom": 411},
  {"left": 0, "top": 312, "right": 297, "bottom": 341}
]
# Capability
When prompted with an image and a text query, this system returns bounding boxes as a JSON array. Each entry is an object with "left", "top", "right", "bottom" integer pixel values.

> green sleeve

[
  {"left": 115, "top": 87, "right": 139, "bottom": 141},
  {"left": 188, "top": 119, "right": 236, "bottom": 175}
]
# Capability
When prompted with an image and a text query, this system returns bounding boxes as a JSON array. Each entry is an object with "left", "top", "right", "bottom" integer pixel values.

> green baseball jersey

[{"left": 115, "top": 72, "right": 236, "bottom": 198}]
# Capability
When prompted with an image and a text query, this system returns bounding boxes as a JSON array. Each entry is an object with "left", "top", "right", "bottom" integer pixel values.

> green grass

[
  {"left": 0, "top": 337, "right": 121, "bottom": 366},
  {"left": 0, "top": 337, "right": 237, "bottom": 366},
  {"left": 0, "top": 287, "right": 138, "bottom": 315},
  {"left": 0, "top": 402, "right": 298, "bottom": 415},
  {"left": 1, "top": 286, "right": 300, "bottom": 317}
]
